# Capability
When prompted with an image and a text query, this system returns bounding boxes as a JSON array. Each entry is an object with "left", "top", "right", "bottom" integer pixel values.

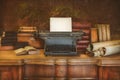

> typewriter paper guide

[{"left": 50, "top": 17, "right": 72, "bottom": 32}]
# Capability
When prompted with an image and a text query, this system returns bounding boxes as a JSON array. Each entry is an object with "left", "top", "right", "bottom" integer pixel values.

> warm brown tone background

[{"left": 0, "top": 0, "right": 120, "bottom": 39}]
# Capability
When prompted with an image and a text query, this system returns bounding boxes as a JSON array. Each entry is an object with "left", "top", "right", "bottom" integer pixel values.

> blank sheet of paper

[{"left": 50, "top": 17, "right": 72, "bottom": 32}]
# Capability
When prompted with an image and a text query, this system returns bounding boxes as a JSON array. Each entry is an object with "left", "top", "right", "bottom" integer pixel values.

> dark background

[{"left": 0, "top": 0, "right": 120, "bottom": 39}]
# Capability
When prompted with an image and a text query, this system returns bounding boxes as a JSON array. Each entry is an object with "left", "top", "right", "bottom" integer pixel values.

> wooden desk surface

[
  {"left": 0, "top": 50, "right": 120, "bottom": 66},
  {"left": 0, "top": 50, "right": 120, "bottom": 59}
]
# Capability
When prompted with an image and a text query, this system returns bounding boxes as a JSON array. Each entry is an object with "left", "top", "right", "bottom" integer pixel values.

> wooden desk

[{"left": 0, "top": 50, "right": 120, "bottom": 80}]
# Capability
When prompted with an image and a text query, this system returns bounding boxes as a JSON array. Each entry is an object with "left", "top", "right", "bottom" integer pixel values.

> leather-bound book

[
  {"left": 77, "top": 40, "right": 90, "bottom": 45},
  {"left": 81, "top": 35, "right": 90, "bottom": 40},
  {"left": 17, "top": 33, "right": 33, "bottom": 37},
  {"left": 1, "top": 37, "right": 17, "bottom": 42},
  {"left": 72, "top": 22, "right": 91, "bottom": 29},
  {"left": 3, "top": 31, "right": 17, "bottom": 37},
  {"left": 101, "top": 24, "right": 107, "bottom": 41},
  {"left": 72, "top": 21, "right": 91, "bottom": 52},
  {"left": 106, "top": 24, "right": 111, "bottom": 40},
  {"left": 91, "top": 28, "right": 98, "bottom": 43},
  {"left": 18, "top": 27, "right": 37, "bottom": 33},
  {"left": 73, "top": 28, "right": 90, "bottom": 35},
  {"left": 77, "top": 45, "right": 88, "bottom": 49},
  {"left": 1, "top": 43, "right": 14, "bottom": 46},
  {"left": 97, "top": 24, "right": 103, "bottom": 42}
]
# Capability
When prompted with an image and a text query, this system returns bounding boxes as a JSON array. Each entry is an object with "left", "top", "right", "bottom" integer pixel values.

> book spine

[
  {"left": 77, "top": 45, "right": 88, "bottom": 50},
  {"left": 19, "top": 30, "right": 37, "bottom": 32},
  {"left": 17, "top": 36, "right": 32, "bottom": 42},
  {"left": 19, "top": 27, "right": 37, "bottom": 30},
  {"left": 91, "top": 28, "right": 98, "bottom": 43},
  {"left": 72, "top": 22, "right": 91, "bottom": 28},
  {"left": 3, "top": 31, "right": 17, "bottom": 37},
  {"left": 72, "top": 21, "right": 91, "bottom": 52},
  {"left": 102, "top": 24, "right": 107, "bottom": 41},
  {"left": 95, "top": 24, "right": 111, "bottom": 42},
  {"left": 1, "top": 40, "right": 17, "bottom": 44},
  {"left": 73, "top": 29, "right": 90, "bottom": 35},
  {"left": 97, "top": 24, "right": 103, "bottom": 42},
  {"left": 77, "top": 40, "right": 90, "bottom": 45},
  {"left": 2, "top": 37, "right": 17, "bottom": 40},
  {"left": 1, "top": 43, "right": 14, "bottom": 46},
  {"left": 106, "top": 24, "right": 111, "bottom": 40},
  {"left": 17, "top": 33, "right": 33, "bottom": 37},
  {"left": 81, "top": 35, "right": 90, "bottom": 40}
]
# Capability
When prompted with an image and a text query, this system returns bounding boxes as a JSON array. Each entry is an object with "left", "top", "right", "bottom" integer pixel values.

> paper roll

[
  {"left": 87, "top": 40, "right": 120, "bottom": 51},
  {"left": 104, "top": 45, "right": 120, "bottom": 56},
  {"left": 93, "top": 44, "right": 120, "bottom": 56}
]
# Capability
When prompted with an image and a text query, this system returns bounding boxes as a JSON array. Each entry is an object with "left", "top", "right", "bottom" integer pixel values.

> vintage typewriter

[
  {"left": 35, "top": 31, "right": 84, "bottom": 56},
  {"left": 34, "top": 17, "right": 84, "bottom": 56}
]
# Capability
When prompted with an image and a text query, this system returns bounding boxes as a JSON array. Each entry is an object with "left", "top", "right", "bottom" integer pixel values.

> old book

[
  {"left": 19, "top": 26, "right": 37, "bottom": 30},
  {"left": 77, "top": 45, "right": 88, "bottom": 49},
  {"left": 73, "top": 28, "right": 90, "bottom": 35},
  {"left": 14, "top": 48, "right": 28, "bottom": 56},
  {"left": 72, "top": 22, "right": 91, "bottom": 28},
  {"left": 1, "top": 41, "right": 17, "bottom": 44},
  {"left": 91, "top": 28, "right": 98, "bottom": 43},
  {"left": 14, "top": 46, "right": 38, "bottom": 56},
  {"left": 1, "top": 43, "right": 14, "bottom": 46},
  {"left": 18, "top": 27, "right": 37, "bottom": 33},
  {"left": 106, "top": 24, "right": 111, "bottom": 40},
  {"left": 17, "top": 33, "right": 33, "bottom": 37},
  {"left": 77, "top": 40, "right": 90, "bottom": 45},
  {"left": 3, "top": 31, "right": 17, "bottom": 37},
  {"left": 81, "top": 35, "right": 90, "bottom": 40},
  {"left": 72, "top": 21, "right": 91, "bottom": 52},
  {"left": 17, "top": 36, "right": 33, "bottom": 42},
  {"left": 95, "top": 24, "right": 111, "bottom": 42},
  {"left": 101, "top": 24, "right": 107, "bottom": 41},
  {"left": 1, "top": 36, "right": 17, "bottom": 45},
  {"left": 80, "top": 29, "right": 90, "bottom": 35},
  {"left": 19, "top": 30, "right": 37, "bottom": 32},
  {"left": 1, "top": 37, "right": 17, "bottom": 43},
  {"left": 97, "top": 24, "right": 103, "bottom": 42}
]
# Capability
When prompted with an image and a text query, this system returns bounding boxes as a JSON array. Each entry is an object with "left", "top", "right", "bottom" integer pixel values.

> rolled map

[
  {"left": 87, "top": 40, "right": 120, "bottom": 51},
  {"left": 93, "top": 44, "right": 120, "bottom": 57}
]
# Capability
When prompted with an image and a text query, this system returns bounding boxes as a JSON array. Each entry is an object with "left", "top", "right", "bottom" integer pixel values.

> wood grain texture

[{"left": 0, "top": 51, "right": 120, "bottom": 80}]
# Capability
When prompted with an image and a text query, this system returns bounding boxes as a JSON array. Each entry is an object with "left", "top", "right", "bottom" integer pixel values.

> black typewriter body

[{"left": 35, "top": 31, "right": 84, "bottom": 56}]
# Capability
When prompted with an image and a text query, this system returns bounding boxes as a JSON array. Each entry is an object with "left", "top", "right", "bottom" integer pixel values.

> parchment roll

[
  {"left": 94, "top": 44, "right": 120, "bottom": 57},
  {"left": 87, "top": 40, "right": 120, "bottom": 51}
]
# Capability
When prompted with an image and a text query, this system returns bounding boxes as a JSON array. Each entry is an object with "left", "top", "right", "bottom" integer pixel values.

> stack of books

[
  {"left": 95, "top": 24, "right": 111, "bottom": 42},
  {"left": 72, "top": 22, "right": 91, "bottom": 52},
  {"left": 1, "top": 31, "right": 17, "bottom": 46},
  {"left": 17, "top": 26, "right": 42, "bottom": 49},
  {"left": 18, "top": 26, "right": 37, "bottom": 33},
  {"left": 17, "top": 26, "right": 37, "bottom": 42}
]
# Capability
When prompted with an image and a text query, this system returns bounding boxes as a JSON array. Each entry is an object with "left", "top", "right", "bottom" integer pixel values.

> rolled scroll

[
  {"left": 93, "top": 44, "right": 120, "bottom": 56},
  {"left": 87, "top": 40, "right": 120, "bottom": 51}
]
